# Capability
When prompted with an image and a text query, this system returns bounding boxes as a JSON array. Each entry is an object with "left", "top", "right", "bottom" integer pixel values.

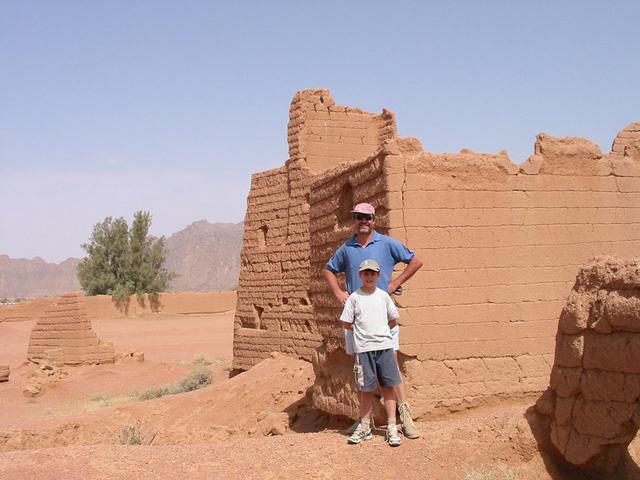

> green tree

[{"left": 77, "top": 211, "right": 174, "bottom": 302}]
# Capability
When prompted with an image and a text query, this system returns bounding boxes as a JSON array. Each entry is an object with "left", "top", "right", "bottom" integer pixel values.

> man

[{"left": 324, "top": 202, "right": 423, "bottom": 439}]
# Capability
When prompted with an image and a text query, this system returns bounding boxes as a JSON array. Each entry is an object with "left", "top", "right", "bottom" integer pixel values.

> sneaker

[
  {"left": 386, "top": 423, "right": 402, "bottom": 447},
  {"left": 398, "top": 402, "right": 420, "bottom": 439},
  {"left": 346, "top": 417, "right": 375, "bottom": 434},
  {"left": 348, "top": 423, "right": 373, "bottom": 444}
]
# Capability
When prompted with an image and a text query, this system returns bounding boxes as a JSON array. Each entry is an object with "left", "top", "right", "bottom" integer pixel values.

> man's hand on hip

[{"left": 336, "top": 290, "right": 349, "bottom": 305}]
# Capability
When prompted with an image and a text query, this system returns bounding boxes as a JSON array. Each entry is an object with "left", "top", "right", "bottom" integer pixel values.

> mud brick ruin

[
  {"left": 233, "top": 88, "right": 640, "bottom": 418},
  {"left": 27, "top": 293, "right": 115, "bottom": 365},
  {"left": 535, "top": 257, "right": 640, "bottom": 475}
]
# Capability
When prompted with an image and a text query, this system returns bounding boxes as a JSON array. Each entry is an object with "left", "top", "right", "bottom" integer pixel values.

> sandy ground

[{"left": 1, "top": 310, "right": 639, "bottom": 480}]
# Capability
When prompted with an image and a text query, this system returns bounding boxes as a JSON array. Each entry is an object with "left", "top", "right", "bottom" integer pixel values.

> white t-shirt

[{"left": 340, "top": 287, "right": 399, "bottom": 353}]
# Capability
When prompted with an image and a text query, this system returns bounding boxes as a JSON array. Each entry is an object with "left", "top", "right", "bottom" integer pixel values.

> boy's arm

[
  {"left": 388, "top": 319, "right": 398, "bottom": 329},
  {"left": 341, "top": 321, "right": 353, "bottom": 330}
]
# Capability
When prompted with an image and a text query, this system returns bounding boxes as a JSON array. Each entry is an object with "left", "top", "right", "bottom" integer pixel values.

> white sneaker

[
  {"left": 347, "top": 417, "right": 375, "bottom": 434},
  {"left": 386, "top": 423, "right": 402, "bottom": 447},
  {"left": 348, "top": 423, "right": 373, "bottom": 444}
]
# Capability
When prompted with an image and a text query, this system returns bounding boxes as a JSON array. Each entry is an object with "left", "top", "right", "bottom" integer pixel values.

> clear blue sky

[{"left": 2, "top": 1, "right": 639, "bottom": 262}]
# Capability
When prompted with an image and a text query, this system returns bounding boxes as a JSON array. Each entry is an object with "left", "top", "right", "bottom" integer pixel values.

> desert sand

[{"left": 1, "top": 293, "right": 639, "bottom": 480}]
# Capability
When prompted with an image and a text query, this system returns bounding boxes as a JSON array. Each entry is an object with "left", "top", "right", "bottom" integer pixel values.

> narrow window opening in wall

[
  {"left": 300, "top": 297, "right": 309, "bottom": 306},
  {"left": 282, "top": 297, "right": 289, "bottom": 305},
  {"left": 257, "top": 224, "right": 268, "bottom": 250},
  {"left": 337, "top": 183, "right": 354, "bottom": 228},
  {"left": 253, "top": 305, "right": 264, "bottom": 330}
]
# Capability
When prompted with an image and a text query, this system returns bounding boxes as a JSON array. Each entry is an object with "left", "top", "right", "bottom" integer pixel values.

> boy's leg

[
  {"left": 376, "top": 350, "right": 402, "bottom": 447},
  {"left": 348, "top": 353, "right": 377, "bottom": 444},
  {"left": 348, "top": 393, "right": 374, "bottom": 444},
  {"left": 381, "top": 386, "right": 397, "bottom": 422},
  {"left": 359, "top": 391, "right": 374, "bottom": 423}
]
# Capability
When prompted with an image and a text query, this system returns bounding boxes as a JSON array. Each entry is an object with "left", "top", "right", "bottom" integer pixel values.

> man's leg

[{"left": 391, "top": 325, "right": 420, "bottom": 439}]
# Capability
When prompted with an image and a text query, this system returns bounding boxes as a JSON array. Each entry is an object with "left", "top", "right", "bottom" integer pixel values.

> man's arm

[
  {"left": 324, "top": 268, "right": 349, "bottom": 304},
  {"left": 388, "top": 254, "right": 424, "bottom": 294}
]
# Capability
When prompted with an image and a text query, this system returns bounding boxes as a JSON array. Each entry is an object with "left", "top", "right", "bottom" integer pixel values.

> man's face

[{"left": 352, "top": 213, "right": 374, "bottom": 234}]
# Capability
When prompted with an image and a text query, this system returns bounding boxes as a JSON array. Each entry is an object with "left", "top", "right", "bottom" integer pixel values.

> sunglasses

[{"left": 353, "top": 213, "right": 373, "bottom": 221}]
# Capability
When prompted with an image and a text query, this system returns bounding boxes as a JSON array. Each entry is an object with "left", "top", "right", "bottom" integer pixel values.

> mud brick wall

[
  {"left": 535, "top": 257, "right": 640, "bottom": 474},
  {"left": 233, "top": 89, "right": 395, "bottom": 370},
  {"left": 308, "top": 123, "right": 640, "bottom": 419},
  {"left": 0, "top": 365, "right": 8, "bottom": 382},
  {"left": 234, "top": 88, "right": 640, "bottom": 418},
  {"left": 27, "top": 293, "right": 115, "bottom": 365},
  {"left": 387, "top": 132, "right": 640, "bottom": 416}
]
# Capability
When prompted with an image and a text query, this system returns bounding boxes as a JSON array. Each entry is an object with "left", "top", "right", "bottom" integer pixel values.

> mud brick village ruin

[
  {"left": 3, "top": 88, "right": 640, "bottom": 477},
  {"left": 232, "top": 88, "right": 640, "bottom": 467}
]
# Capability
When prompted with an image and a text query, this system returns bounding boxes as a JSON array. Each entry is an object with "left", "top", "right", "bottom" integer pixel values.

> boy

[{"left": 340, "top": 259, "right": 403, "bottom": 447}]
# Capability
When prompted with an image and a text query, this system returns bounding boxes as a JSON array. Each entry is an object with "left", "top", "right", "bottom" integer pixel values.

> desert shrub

[
  {"left": 136, "top": 367, "right": 212, "bottom": 401},
  {"left": 192, "top": 355, "right": 212, "bottom": 367},
  {"left": 170, "top": 368, "right": 212, "bottom": 394},
  {"left": 137, "top": 386, "right": 170, "bottom": 401},
  {"left": 465, "top": 467, "right": 520, "bottom": 480},
  {"left": 77, "top": 211, "right": 174, "bottom": 302},
  {"left": 116, "top": 422, "right": 145, "bottom": 445},
  {"left": 89, "top": 393, "right": 112, "bottom": 407}
]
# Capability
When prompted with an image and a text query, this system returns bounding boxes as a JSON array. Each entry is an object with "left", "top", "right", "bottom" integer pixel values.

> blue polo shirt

[{"left": 326, "top": 231, "right": 415, "bottom": 293}]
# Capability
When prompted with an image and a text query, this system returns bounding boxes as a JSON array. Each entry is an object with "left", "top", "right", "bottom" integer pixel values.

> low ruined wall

[
  {"left": 535, "top": 257, "right": 640, "bottom": 474},
  {"left": 0, "top": 291, "right": 236, "bottom": 323}
]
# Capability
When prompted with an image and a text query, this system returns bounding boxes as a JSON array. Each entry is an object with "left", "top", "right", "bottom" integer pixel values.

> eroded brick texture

[
  {"left": 0, "top": 365, "right": 8, "bottom": 382},
  {"left": 27, "top": 293, "right": 114, "bottom": 365},
  {"left": 234, "top": 88, "right": 640, "bottom": 420},
  {"left": 233, "top": 89, "right": 395, "bottom": 370},
  {"left": 534, "top": 257, "right": 640, "bottom": 474}
]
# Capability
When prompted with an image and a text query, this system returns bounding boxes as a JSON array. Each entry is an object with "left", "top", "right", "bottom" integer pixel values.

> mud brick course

[
  {"left": 0, "top": 365, "right": 8, "bottom": 382},
  {"left": 233, "top": 88, "right": 640, "bottom": 419},
  {"left": 535, "top": 257, "right": 640, "bottom": 475},
  {"left": 27, "top": 293, "right": 115, "bottom": 365}
]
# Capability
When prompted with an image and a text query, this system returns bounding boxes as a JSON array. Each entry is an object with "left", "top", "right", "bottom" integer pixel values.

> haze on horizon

[{"left": 2, "top": 1, "right": 639, "bottom": 263}]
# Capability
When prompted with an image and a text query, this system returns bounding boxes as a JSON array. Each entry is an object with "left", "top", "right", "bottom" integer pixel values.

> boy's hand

[{"left": 388, "top": 319, "right": 398, "bottom": 329}]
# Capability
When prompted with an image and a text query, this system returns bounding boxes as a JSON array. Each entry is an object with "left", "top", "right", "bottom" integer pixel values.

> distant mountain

[
  {"left": 164, "top": 220, "right": 243, "bottom": 292},
  {"left": 0, "top": 221, "right": 244, "bottom": 298},
  {"left": 0, "top": 255, "right": 81, "bottom": 299}
]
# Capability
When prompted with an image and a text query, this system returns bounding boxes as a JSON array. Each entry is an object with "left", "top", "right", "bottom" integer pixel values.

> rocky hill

[
  {"left": 164, "top": 220, "right": 243, "bottom": 292},
  {"left": 0, "top": 256, "right": 81, "bottom": 299},
  {"left": 0, "top": 221, "right": 243, "bottom": 298}
]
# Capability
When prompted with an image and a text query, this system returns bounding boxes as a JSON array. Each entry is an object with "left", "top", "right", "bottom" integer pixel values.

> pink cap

[{"left": 351, "top": 203, "right": 375, "bottom": 215}]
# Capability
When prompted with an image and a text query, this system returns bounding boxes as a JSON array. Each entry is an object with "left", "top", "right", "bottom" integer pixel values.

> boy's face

[{"left": 359, "top": 269, "right": 379, "bottom": 288}]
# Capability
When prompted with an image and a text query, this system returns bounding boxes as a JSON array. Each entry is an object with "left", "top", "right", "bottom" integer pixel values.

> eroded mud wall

[
  {"left": 535, "top": 257, "right": 640, "bottom": 474},
  {"left": 232, "top": 89, "right": 395, "bottom": 370},
  {"left": 309, "top": 124, "right": 640, "bottom": 418}
]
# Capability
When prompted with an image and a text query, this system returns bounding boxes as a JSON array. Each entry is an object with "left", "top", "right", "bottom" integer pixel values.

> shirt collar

[{"left": 346, "top": 230, "right": 381, "bottom": 247}]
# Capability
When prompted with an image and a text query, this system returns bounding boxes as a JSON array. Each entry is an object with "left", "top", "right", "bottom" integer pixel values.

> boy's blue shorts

[{"left": 356, "top": 349, "right": 402, "bottom": 392}]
